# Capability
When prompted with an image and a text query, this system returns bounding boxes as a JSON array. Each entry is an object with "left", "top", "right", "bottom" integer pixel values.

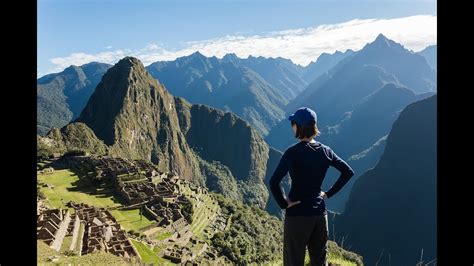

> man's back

[{"left": 270, "top": 140, "right": 354, "bottom": 216}]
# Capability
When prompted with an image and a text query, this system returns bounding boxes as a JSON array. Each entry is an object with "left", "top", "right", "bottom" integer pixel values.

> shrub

[
  {"left": 210, "top": 193, "right": 283, "bottom": 264},
  {"left": 64, "top": 149, "right": 86, "bottom": 157}
]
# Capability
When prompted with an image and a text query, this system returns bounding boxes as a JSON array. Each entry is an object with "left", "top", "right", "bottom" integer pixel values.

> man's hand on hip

[
  {"left": 284, "top": 196, "right": 301, "bottom": 209},
  {"left": 320, "top": 191, "right": 328, "bottom": 199}
]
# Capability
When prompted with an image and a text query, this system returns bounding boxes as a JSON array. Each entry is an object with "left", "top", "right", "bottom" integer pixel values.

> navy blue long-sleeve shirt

[{"left": 269, "top": 140, "right": 354, "bottom": 216}]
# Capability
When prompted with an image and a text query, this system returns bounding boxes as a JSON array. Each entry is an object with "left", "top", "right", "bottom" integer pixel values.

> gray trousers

[{"left": 283, "top": 214, "right": 329, "bottom": 266}]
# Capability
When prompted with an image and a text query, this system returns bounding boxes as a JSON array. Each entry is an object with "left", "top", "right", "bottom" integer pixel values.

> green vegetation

[
  {"left": 181, "top": 185, "right": 219, "bottom": 237},
  {"left": 78, "top": 57, "right": 203, "bottom": 180},
  {"left": 327, "top": 241, "right": 363, "bottom": 266},
  {"left": 75, "top": 223, "right": 85, "bottom": 253},
  {"left": 37, "top": 136, "right": 56, "bottom": 161},
  {"left": 130, "top": 239, "right": 171, "bottom": 265},
  {"left": 198, "top": 157, "right": 243, "bottom": 202},
  {"left": 47, "top": 123, "right": 109, "bottom": 156},
  {"left": 110, "top": 209, "right": 155, "bottom": 233},
  {"left": 37, "top": 62, "right": 110, "bottom": 135},
  {"left": 210, "top": 193, "right": 283, "bottom": 264},
  {"left": 154, "top": 231, "right": 172, "bottom": 241},
  {"left": 37, "top": 169, "right": 154, "bottom": 232},
  {"left": 208, "top": 193, "right": 362, "bottom": 265},
  {"left": 301, "top": 245, "right": 362, "bottom": 266},
  {"left": 59, "top": 236, "right": 73, "bottom": 253}
]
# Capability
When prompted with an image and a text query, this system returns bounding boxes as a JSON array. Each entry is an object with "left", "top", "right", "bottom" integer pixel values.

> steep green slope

[{"left": 76, "top": 57, "right": 202, "bottom": 180}]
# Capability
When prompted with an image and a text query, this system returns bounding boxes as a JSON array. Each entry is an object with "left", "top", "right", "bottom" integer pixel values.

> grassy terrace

[
  {"left": 180, "top": 184, "right": 220, "bottom": 238},
  {"left": 130, "top": 239, "right": 172, "bottom": 265},
  {"left": 155, "top": 231, "right": 173, "bottom": 241},
  {"left": 37, "top": 169, "right": 155, "bottom": 232},
  {"left": 59, "top": 235, "right": 73, "bottom": 253}
]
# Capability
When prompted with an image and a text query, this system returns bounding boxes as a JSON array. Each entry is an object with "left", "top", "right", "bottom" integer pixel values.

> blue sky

[{"left": 38, "top": 0, "right": 437, "bottom": 76}]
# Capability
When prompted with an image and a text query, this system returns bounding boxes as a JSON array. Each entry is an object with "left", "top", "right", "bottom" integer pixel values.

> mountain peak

[
  {"left": 116, "top": 56, "right": 144, "bottom": 68},
  {"left": 222, "top": 53, "right": 240, "bottom": 63},
  {"left": 364, "top": 33, "right": 406, "bottom": 53},
  {"left": 63, "top": 65, "right": 82, "bottom": 74},
  {"left": 174, "top": 51, "right": 212, "bottom": 70},
  {"left": 110, "top": 57, "right": 151, "bottom": 81},
  {"left": 62, "top": 65, "right": 87, "bottom": 83},
  {"left": 375, "top": 33, "right": 388, "bottom": 41},
  {"left": 80, "top": 61, "right": 111, "bottom": 68},
  {"left": 223, "top": 53, "right": 238, "bottom": 58},
  {"left": 370, "top": 33, "right": 391, "bottom": 46},
  {"left": 190, "top": 51, "right": 205, "bottom": 58}
]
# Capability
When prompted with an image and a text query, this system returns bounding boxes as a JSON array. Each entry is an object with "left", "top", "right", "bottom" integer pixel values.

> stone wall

[{"left": 50, "top": 210, "right": 71, "bottom": 251}]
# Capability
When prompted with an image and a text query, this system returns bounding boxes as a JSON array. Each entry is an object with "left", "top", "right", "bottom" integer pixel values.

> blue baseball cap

[{"left": 288, "top": 107, "right": 317, "bottom": 126}]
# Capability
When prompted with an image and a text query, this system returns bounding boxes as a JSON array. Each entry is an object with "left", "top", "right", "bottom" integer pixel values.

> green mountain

[
  {"left": 37, "top": 62, "right": 111, "bottom": 135},
  {"left": 45, "top": 56, "right": 283, "bottom": 211},
  {"left": 335, "top": 95, "right": 437, "bottom": 265},
  {"left": 174, "top": 98, "right": 277, "bottom": 208},
  {"left": 146, "top": 52, "right": 288, "bottom": 136},
  {"left": 76, "top": 57, "right": 201, "bottom": 181},
  {"left": 39, "top": 122, "right": 108, "bottom": 157}
]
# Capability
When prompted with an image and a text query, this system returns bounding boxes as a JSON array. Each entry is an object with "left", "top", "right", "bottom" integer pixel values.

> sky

[{"left": 38, "top": 0, "right": 437, "bottom": 77}]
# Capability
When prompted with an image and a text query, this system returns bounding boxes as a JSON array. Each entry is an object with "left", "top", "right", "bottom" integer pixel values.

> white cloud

[{"left": 44, "top": 15, "right": 436, "bottom": 75}]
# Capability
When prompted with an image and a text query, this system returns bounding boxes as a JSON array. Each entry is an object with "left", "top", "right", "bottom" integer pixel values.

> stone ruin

[
  {"left": 118, "top": 182, "right": 158, "bottom": 204},
  {"left": 37, "top": 202, "right": 140, "bottom": 260},
  {"left": 163, "top": 244, "right": 194, "bottom": 263},
  {"left": 37, "top": 209, "right": 71, "bottom": 251},
  {"left": 42, "top": 155, "right": 232, "bottom": 264},
  {"left": 70, "top": 202, "right": 139, "bottom": 259}
]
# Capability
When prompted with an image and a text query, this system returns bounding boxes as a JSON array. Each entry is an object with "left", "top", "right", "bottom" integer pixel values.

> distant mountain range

[
  {"left": 146, "top": 52, "right": 289, "bottom": 136},
  {"left": 38, "top": 50, "right": 351, "bottom": 137},
  {"left": 335, "top": 95, "right": 437, "bottom": 265},
  {"left": 265, "top": 34, "right": 437, "bottom": 212},
  {"left": 37, "top": 62, "right": 111, "bottom": 135},
  {"left": 220, "top": 53, "right": 308, "bottom": 99},
  {"left": 146, "top": 51, "right": 352, "bottom": 136}
]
